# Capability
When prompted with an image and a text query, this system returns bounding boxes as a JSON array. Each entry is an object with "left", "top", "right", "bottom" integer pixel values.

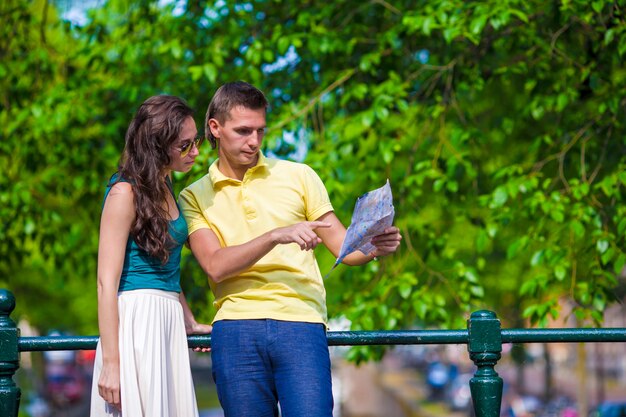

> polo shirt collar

[{"left": 209, "top": 152, "right": 269, "bottom": 186}]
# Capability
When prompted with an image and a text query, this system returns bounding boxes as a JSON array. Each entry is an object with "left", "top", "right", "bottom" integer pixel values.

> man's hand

[
  {"left": 188, "top": 220, "right": 332, "bottom": 283},
  {"left": 370, "top": 226, "right": 402, "bottom": 258},
  {"left": 270, "top": 221, "right": 331, "bottom": 251}
]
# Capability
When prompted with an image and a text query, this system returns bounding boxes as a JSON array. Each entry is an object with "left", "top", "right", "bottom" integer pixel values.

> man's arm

[
  {"left": 314, "top": 211, "right": 402, "bottom": 266},
  {"left": 188, "top": 220, "right": 331, "bottom": 283}
]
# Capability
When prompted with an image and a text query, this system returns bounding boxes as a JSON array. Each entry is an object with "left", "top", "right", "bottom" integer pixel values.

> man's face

[{"left": 209, "top": 105, "right": 267, "bottom": 175}]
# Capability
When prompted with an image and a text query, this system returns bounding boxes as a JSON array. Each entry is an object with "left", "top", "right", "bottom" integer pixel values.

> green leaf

[
  {"left": 469, "top": 285, "right": 484, "bottom": 298},
  {"left": 386, "top": 315, "right": 398, "bottom": 329},
  {"left": 507, "top": 236, "right": 527, "bottom": 259},
  {"left": 398, "top": 283, "right": 412, "bottom": 299},
  {"left": 520, "top": 280, "right": 537, "bottom": 296},
  {"left": 596, "top": 239, "right": 609, "bottom": 254},
  {"left": 422, "top": 16, "right": 434, "bottom": 36},
  {"left": 556, "top": 94, "right": 568, "bottom": 111},
  {"left": 593, "top": 294, "right": 606, "bottom": 311},
  {"left": 554, "top": 265, "right": 567, "bottom": 281},
  {"left": 604, "top": 28, "right": 615, "bottom": 46},
  {"left": 465, "top": 269, "right": 479, "bottom": 284},
  {"left": 203, "top": 64, "right": 218, "bottom": 83},
  {"left": 531, "top": 250, "right": 544, "bottom": 266},
  {"left": 413, "top": 302, "right": 427, "bottom": 320},
  {"left": 522, "top": 305, "right": 537, "bottom": 318},
  {"left": 277, "top": 37, "right": 290, "bottom": 54},
  {"left": 601, "top": 247, "right": 615, "bottom": 265},
  {"left": 188, "top": 65, "right": 203, "bottom": 81},
  {"left": 433, "top": 179, "right": 445, "bottom": 192},
  {"left": 550, "top": 210, "right": 564, "bottom": 223},
  {"left": 580, "top": 292, "right": 591, "bottom": 305},
  {"left": 446, "top": 181, "right": 458, "bottom": 193},
  {"left": 592, "top": 1, "right": 604, "bottom": 13},
  {"left": 509, "top": 9, "right": 529, "bottom": 23},
  {"left": 470, "top": 15, "right": 488, "bottom": 35},
  {"left": 492, "top": 187, "right": 508, "bottom": 207},
  {"left": 476, "top": 229, "right": 489, "bottom": 253},
  {"left": 570, "top": 220, "right": 585, "bottom": 238}
]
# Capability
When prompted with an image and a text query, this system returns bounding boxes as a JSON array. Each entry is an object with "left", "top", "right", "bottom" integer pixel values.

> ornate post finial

[
  {"left": 0, "top": 289, "right": 21, "bottom": 417},
  {"left": 468, "top": 310, "right": 503, "bottom": 417}
]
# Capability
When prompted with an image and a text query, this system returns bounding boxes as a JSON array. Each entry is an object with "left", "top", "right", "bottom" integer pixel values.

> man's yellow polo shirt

[{"left": 179, "top": 153, "right": 334, "bottom": 325}]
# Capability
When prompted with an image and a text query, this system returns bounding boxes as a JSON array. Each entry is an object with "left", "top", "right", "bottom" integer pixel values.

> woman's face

[{"left": 166, "top": 116, "right": 200, "bottom": 173}]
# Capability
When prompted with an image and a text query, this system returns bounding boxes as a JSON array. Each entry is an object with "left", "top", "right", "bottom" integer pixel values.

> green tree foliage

[{"left": 2, "top": 1, "right": 626, "bottom": 350}]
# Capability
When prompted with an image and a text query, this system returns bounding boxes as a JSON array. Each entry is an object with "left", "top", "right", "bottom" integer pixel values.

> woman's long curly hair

[{"left": 116, "top": 95, "right": 194, "bottom": 264}]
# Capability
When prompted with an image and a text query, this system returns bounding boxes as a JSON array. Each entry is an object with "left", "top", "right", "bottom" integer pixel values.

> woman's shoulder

[
  {"left": 102, "top": 181, "right": 135, "bottom": 222},
  {"left": 103, "top": 174, "right": 135, "bottom": 207},
  {"left": 108, "top": 181, "right": 133, "bottom": 196},
  {"left": 106, "top": 173, "right": 135, "bottom": 194}
]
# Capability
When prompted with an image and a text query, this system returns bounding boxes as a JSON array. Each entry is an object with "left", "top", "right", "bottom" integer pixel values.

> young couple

[{"left": 90, "top": 81, "right": 402, "bottom": 417}]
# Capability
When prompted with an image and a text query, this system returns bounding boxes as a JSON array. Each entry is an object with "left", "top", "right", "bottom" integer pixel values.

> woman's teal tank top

[{"left": 103, "top": 175, "right": 187, "bottom": 293}]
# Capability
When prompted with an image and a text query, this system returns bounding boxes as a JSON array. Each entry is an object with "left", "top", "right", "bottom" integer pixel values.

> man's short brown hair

[{"left": 205, "top": 81, "right": 268, "bottom": 148}]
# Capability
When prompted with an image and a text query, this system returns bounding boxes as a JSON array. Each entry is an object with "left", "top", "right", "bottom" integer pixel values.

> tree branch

[
  {"left": 588, "top": 129, "right": 610, "bottom": 184},
  {"left": 532, "top": 120, "right": 595, "bottom": 173},
  {"left": 371, "top": 0, "right": 401, "bottom": 15},
  {"left": 270, "top": 68, "right": 357, "bottom": 132},
  {"left": 40, "top": 0, "right": 49, "bottom": 45},
  {"left": 580, "top": 135, "right": 590, "bottom": 182},
  {"left": 401, "top": 225, "right": 463, "bottom": 307}
]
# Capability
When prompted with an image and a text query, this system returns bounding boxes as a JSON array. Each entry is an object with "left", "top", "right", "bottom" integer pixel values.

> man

[{"left": 179, "top": 81, "right": 401, "bottom": 417}]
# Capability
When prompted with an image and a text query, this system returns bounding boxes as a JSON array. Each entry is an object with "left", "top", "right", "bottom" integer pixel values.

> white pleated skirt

[{"left": 90, "top": 289, "right": 199, "bottom": 417}]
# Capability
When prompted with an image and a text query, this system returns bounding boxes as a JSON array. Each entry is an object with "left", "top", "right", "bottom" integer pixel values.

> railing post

[
  {"left": 0, "top": 289, "right": 20, "bottom": 417},
  {"left": 468, "top": 310, "right": 503, "bottom": 417}
]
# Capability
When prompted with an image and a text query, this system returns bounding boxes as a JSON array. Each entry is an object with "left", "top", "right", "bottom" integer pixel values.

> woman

[{"left": 90, "top": 95, "right": 211, "bottom": 417}]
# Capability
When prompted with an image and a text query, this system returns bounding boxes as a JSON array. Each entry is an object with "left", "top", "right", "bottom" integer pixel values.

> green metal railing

[{"left": 2, "top": 288, "right": 626, "bottom": 417}]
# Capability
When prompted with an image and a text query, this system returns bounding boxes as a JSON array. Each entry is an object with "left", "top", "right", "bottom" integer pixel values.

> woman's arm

[
  {"left": 96, "top": 182, "right": 134, "bottom": 410},
  {"left": 178, "top": 291, "right": 213, "bottom": 352}
]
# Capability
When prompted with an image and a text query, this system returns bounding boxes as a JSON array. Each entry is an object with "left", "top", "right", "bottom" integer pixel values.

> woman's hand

[
  {"left": 98, "top": 361, "right": 121, "bottom": 410},
  {"left": 186, "top": 321, "right": 213, "bottom": 352}
]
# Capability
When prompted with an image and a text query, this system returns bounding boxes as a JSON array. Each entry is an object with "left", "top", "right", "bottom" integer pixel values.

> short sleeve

[
  {"left": 179, "top": 187, "right": 211, "bottom": 236},
  {"left": 301, "top": 165, "right": 334, "bottom": 221}
]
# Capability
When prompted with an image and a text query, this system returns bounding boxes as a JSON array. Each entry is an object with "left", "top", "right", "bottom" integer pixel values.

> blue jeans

[{"left": 211, "top": 319, "right": 333, "bottom": 417}]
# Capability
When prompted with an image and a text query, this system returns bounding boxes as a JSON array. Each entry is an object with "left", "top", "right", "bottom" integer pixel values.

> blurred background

[{"left": 2, "top": 0, "right": 626, "bottom": 415}]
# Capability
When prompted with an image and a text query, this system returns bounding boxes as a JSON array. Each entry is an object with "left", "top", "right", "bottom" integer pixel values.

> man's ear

[{"left": 208, "top": 118, "right": 220, "bottom": 139}]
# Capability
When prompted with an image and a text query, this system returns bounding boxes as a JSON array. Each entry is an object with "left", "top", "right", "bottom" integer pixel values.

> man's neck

[{"left": 217, "top": 160, "right": 251, "bottom": 181}]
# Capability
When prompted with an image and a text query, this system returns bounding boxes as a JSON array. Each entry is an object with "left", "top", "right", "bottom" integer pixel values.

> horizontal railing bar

[
  {"left": 18, "top": 328, "right": 626, "bottom": 352},
  {"left": 19, "top": 336, "right": 99, "bottom": 351},
  {"left": 326, "top": 330, "right": 468, "bottom": 345},
  {"left": 502, "top": 328, "right": 626, "bottom": 343},
  {"left": 191, "top": 331, "right": 469, "bottom": 348},
  {"left": 18, "top": 330, "right": 470, "bottom": 351}
]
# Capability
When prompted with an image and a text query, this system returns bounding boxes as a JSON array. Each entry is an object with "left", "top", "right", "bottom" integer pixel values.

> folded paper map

[{"left": 325, "top": 180, "right": 395, "bottom": 278}]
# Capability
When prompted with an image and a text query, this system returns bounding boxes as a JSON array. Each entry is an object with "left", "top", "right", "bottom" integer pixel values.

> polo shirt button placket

[{"left": 242, "top": 182, "right": 256, "bottom": 220}]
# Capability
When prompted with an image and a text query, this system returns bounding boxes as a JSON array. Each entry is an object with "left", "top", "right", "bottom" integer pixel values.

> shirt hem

[
  {"left": 212, "top": 313, "right": 327, "bottom": 326},
  {"left": 309, "top": 204, "right": 334, "bottom": 221}
]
